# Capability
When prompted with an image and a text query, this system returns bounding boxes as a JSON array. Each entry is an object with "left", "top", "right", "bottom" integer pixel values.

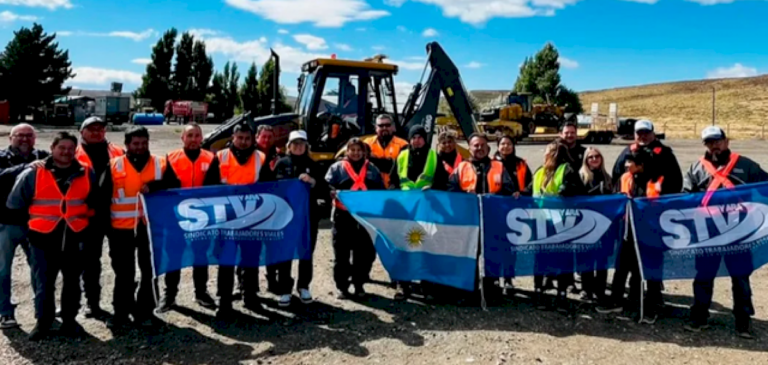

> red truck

[{"left": 164, "top": 100, "right": 208, "bottom": 124}]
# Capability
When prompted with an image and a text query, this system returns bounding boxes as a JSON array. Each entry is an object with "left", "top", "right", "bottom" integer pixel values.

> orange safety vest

[
  {"left": 168, "top": 149, "right": 215, "bottom": 188},
  {"left": 456, "top": 160, "right": 504, "bottom": 194},
  {"left": 515, "top": 160, "right": 529, "bottom": 192},
  {"left": 333, "top": 160, "right": 369, "bottom": 211},
  {"left": 620, "top": 172, "right": 664, "bottom": 198},
  {"left": 442, "top": 153, "right": 463, "bottom": 175},
  {"left": 75, "top": 143, "right": 124, "bottom": 168},
  {"left": 699, "top": 153, "right": 740, "bottom": 206},
  {"left": 110, "top": 155, "right": 166, "bottom": 230},
  {"left": 364, "top": 136, "right": 408, "bottom": 188},
  {"left": 29, "top": 167, "right": 91, "bottom": 234},
  {"left": 217, "top": 149, "right": 266, "bottom": 185}
]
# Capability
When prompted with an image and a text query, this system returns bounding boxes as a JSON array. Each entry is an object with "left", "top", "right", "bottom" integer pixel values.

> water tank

[{"left": 132, "top": 113, "right": 165, "bottom": 125}]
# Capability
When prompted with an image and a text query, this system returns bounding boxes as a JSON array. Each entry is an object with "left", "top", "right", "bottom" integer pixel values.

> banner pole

[
  {"left": 140, "top": 193, "right": 160, "bottom": 310},
  {"left": 478, "top": 194, "right": 487, "bottom": 311},
  {"left": 628, "top": 201, "right": 645, "bottom": 323}
]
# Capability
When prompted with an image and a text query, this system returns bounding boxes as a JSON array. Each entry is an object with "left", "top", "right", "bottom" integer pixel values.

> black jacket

[
  {"left": 565, "top": 143, "right": 586, "bottom": 172},
  {"left": 612, "top": 139, "right": 682, "bottom": 196},
  {"left": 387, "top": 147, "right": 449, "bottom": 191},
  {"left": 494, "top": 152, "right": 532, "bottom": 196},
  {"left": 583, "top": 169, "right": 613, "bottom": 196},
  {"left": 684, "top": 150, "right": 768, "bottom": 192},
  {"left": 435, "top": 151, "right": 461, "bottom": 191},
  {"left": 447, "top": 157, "right": 517, "bottom": 195},
  {"left": 0, "top": 147, "right": 49, "bottom": 225},
  {"left": 273, "top": 153, "right": 327, "bottom": 218}
]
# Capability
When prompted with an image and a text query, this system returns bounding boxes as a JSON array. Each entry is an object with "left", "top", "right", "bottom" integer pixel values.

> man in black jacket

[
  {"left": 388, "top": 125, "right": 449, "bottom": 191},
  {"left": 559, "top": 122, "right": 586, "bottom": 172},
  {"left": 0, "top": 123, "right": 48, "bottom": 329}
]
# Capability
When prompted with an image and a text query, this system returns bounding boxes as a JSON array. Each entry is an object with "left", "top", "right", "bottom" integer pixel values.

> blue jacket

[{"left": 0, "top": 147, "right": 49, "bottom": 225}]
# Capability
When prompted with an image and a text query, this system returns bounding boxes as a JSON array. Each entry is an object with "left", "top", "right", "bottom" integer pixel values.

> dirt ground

[{"left": 1, "top": 125, "right": 768, "bottom": 365}]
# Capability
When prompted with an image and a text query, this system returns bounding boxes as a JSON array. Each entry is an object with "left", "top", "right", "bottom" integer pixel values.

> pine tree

[
  {"left": 192, "top": 40, "right": 213, "bottom": 101},
  {"left": 512, "top": 42, "right": 582, "bottom": 113},
  {"left": 136, "top": 28, "right": 177, "bottom": 112},
  {"left": 173, "top": 32, "right": 195, "bottom": 100},
  {"left": 0, "top": 23, "right": 74, "bottom": 121},
  {"left": 240, "top": 62, "right": 260, "bottom": 114},
  {"left": 226, "top": 62, "right": 240, "bottom": 119}
]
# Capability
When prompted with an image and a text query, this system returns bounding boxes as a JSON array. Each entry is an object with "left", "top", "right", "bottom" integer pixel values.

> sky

[{"left": 1, "top": 0, "right": 767, "bottom": 98}]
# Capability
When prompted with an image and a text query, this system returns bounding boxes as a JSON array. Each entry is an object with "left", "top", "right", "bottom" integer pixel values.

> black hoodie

[{"left": 273, "top": 152, "right": 327, "bottom": 219}]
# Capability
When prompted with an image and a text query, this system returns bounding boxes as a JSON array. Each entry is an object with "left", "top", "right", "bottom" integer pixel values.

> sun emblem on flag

[{"left": 405, "top": 226, "right": 427, "bottom": 247}]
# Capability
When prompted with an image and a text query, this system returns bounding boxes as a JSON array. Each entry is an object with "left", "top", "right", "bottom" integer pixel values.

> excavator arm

[{"left": 400, "top": 42, "right": 479, "bottom": 146}]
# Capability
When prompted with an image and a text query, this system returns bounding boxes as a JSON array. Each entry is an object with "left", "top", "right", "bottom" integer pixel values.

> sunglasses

[
  {"left": 587, "top": 155, "right": 602, "bottom": 160},
  {"left": 376, "top": 123, "right": 392, "bottom": 128}
]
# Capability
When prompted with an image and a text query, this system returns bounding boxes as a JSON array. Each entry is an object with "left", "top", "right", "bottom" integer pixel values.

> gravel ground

[{"left": 1, "top": 125, "right": 768, "bottom": 365}]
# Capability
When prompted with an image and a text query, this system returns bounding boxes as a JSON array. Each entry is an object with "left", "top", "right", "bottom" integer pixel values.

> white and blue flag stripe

[{"left": 338, "top": 190, "right": 480, "bottom": 291}]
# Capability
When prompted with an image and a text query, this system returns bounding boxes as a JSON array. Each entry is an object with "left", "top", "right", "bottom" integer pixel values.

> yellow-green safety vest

[
  {"left": 396, "top": 149, "right": 437, "bottom": 190},
  {"left": 532, "top": 164, "right": 568, "bottom": 197}
]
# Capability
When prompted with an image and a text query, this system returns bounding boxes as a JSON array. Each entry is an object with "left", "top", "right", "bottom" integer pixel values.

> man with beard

[
  {"left": 559, "top": 122, "right": 586, "bottom": 172},
  {"left": 101, "top": 126, "right": 178, "bottom": 330},
  {"left": 363, "top": 114, "right": 408, "bottom": 188},
  {"left": 0, "top": 124, "right": 48, "bottom": 329},
  {"left": 387, "top": 125, "right": 449, "bottom": 301},
  {"left": 74, "top": 117, "right": 124, "bottom": 319},
  {"left": 682, "top": 126, "right": 768, "bottom": 339}
]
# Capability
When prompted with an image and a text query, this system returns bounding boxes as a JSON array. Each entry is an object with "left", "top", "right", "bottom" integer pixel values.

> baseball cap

[
  {"left": 701, "top": 126, "right": 726, "bottom": 141},
  {"left": 288, "top": 130, "right": 308, "bottom": 143},
  {"left": 634, "top": 119, "right": 654, "bottom": 133},
  {"left": 80, "top": 116, "right": 106, "bottom": 131}
]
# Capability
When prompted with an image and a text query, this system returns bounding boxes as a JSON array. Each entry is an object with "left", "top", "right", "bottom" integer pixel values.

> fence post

[
  {"left": 762, "top": 123, "right": 766, "bottom": 140},
  {"left": 727, "top": 123, "right": 730, "bottom": 136},
  {"left": 693, "top": 123, "right": 697, "bottom": 138}
]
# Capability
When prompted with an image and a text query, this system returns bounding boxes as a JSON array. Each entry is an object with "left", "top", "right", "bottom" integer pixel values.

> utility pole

[{"left": 712, "top": 86, "right": 716, "bottom": 126}]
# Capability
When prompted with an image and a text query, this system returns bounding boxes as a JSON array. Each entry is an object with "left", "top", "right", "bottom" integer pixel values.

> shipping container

[
  {"left": 0, "top": 101, "right": 9, "bottom": 124},
  {"left": 95, "top": 96, "right": 131, "bottom": 125}
]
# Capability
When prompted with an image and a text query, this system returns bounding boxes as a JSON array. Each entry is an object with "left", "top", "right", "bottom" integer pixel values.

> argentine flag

[{"left": 338, "top": 190, "right": 480, "bottom": 291}]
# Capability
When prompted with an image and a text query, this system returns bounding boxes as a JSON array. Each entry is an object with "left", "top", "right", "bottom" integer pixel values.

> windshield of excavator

[
  {"left": 368, "top": 71, "right": 397, "bottom": 114},
  {"left": 321, "top": 74, "right": 360, "bottom": 124},
  {"left": 297, "top": 72, "right": 315, "bottom": 117}
]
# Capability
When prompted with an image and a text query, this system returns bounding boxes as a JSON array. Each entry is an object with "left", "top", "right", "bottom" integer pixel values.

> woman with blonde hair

[
  {"left": 530, "top": 141, "right": 585, "bottom": 313},
  {"left": 576, "top": 147, "right": 612, "bottom": 304}
]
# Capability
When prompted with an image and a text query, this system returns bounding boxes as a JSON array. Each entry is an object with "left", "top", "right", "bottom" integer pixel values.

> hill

[{"left": 468, "top": 76, "right": 768, "bottom": 139}]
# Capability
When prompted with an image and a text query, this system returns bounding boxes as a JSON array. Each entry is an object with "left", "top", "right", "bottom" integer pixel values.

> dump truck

[{"left": 164, "top": 100, "right": 208, "bottom": 124}]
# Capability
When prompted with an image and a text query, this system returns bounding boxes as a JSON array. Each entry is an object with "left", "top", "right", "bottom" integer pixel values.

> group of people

[{"left": 0, "top": 113, "right": 764, "bottom": 342}]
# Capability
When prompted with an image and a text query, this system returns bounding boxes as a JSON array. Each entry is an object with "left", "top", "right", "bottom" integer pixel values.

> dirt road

[{"left": 1, "top": 125, "right": 767, "bottom": 365}]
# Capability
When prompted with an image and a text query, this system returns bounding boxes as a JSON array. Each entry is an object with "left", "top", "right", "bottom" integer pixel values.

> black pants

[
  {"left": 332, "top": 212, "right": 376, "bottom": 292},
  {"left": 272, "top": 218, "right": 319, "bottom": 295},
  {"left": 28, "top": 227, "right": 83, "bottom": 322},
  {"left": 162, "top": 232, "right": 210, "bottom": 298},
  {"left": 81, "top": 231, "right": 104, "bottom": 307},
  {"left": 609, "top": 239, "right": 642, "bottom": 309},
  {"left": 576, "top": 251, "right": 608, "bottom": 299},
  {"left": 691, "top": 253, "right": 754, "bottom": 321},
  {"left": 109, "top": 227, "right": 156, "bottom": 320},
  {"left": 217, "top": 241, "right": 261, "bottom": 309}
]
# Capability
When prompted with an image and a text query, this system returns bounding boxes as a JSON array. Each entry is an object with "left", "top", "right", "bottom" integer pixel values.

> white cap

[
  {"left": 288, "top": 130, "right": 307, "bottom": 143},
  {"left": 80, "top": 116, "right": 106, "bottom": 131},
  {"left": 701, "top": 125, "right": 726, "bottom": 141},
  {"left": 634, "top": 119, "right": 654, "bottom": 132}
]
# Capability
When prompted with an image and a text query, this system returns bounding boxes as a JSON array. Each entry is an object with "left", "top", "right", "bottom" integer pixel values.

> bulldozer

[
  {"left": 477, "top": 92, "right": 575, "bottom": 139},
  {"left": 202, "top": 41, "right": 478, "bottom": 173}
]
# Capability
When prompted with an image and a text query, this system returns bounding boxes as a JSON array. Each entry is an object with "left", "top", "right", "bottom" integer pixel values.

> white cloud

[
  {"left": 408, "top": 0, "right": 580, "bottom": 25},
  {"left": 62, "top": 29, "right": 158, "bottom": 42},
  {"left": 225, "top": 0, "right": 390, "bottom": 27},
  {"left": 621, "top": 0, "right": 659, "bottom": 3},
  {"left": 277, "top": 29, "right": 289, "bottom": 34},
  {"left": 387, "top": 59, "right": 423, "bottom": 71},
  {"left": 395, "top": 81, "right": 415, "bottom": 108},
  {"left": 199, "top": 34, "right": 327, "bottom": 73},
  {"left": 131, "top": 58, "right": 152, "bottom": 65},
  {"left": 706, "top": 63, "right": 758, "bottom": 79},
  {"left": 335, "top": 43, "right": 353, "bottom": 51},
  {"left": 464, "top": 61, "right": 484, "bottom": 69},
  {"left": 293, "top": 34, "right": 328, "bottom": 50},
  {"left": 56, "top": 30, "right": 72, "bottom": 36},
  {"left": 0, "top": 10, "right": 37, "bottom": 23},
  {"left": 558, "top": 56, "right": 579, "bottom": 69},
  {"left": 188, "top": 28, "right": 221, "bottom": 38},
  {"left": 69, "top": 67, "right": 143, "bottom": 86},
  {"left": 422, "top": 28, "right": 439, "bottom": 37},
  {"left": 371, "top": 45, "right": 386, "bottom": 51},
  {"left": 0, "top": 0, "right": 72, "bottom": 10},
  {"left": 405, "top": 56, "right": 426, "bottom": 61}
]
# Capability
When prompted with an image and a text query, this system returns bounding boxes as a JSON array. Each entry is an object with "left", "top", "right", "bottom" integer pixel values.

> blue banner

[
  {"left": 482, "top": 194, "right": 628, "bottom": 278},
  {"left": 143, "top": 179, "right": 311, "bottom": 277},
  {"left": 632, "top": 182, "right": 768, "bottom": 281},
  {"left": 338, "top": 190, "right": 480, "bottom": 291}
]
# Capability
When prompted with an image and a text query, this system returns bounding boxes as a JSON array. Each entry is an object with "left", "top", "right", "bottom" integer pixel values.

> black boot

[
  {"left": 156, "top": 294, "right": 176, "bottom": 314},
  {"left": 28, "top": 320, "right": 51, "bottom": 341},
  {"left": 59, "top": 319, "right": 84, "bottom": 337}
]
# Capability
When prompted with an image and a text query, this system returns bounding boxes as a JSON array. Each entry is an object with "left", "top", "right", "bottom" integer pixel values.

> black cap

[{"left": 409, "top": 125, "right": 427, "bottom": 141}]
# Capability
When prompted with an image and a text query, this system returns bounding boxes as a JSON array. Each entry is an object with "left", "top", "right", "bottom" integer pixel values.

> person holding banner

[
  {"left": 270, "top": 130, "right": 326, "bottom": 307},
  {"left": 215, "top": 123, "right": 274, "bottom": 318},
  {"left": 101, "top": 126, "right": 177, "bottom": 330},
  {"left": 530, "top": 141, "right": 585, "bottom": 313},
  {"left": 156, "top": 123, "right": 219, "bottom": 314},
  {"left": 388, "top": 125, "right": 449, "bottom": 301},
  {"left": 363, "top": 114, "right": 408, "bottom": 188},
  {"left": 682, "top": 126, "right": 768, "bottom": 338},
  {"left": 435, "top": 131, "right": 462, "bottom": 191},
  {"left": 74, "top": 116, "right": 124, "bottom": 320},
  {"left": 326, "top": 138, "right": 384, "bottom": 299},
  {"left": 7, "top": 132, "right": 100, "bottom": 340},
  {"left": 493, "top": 135, "right": 532, "bottom": 292},
  {"left": 577, "top": 147, "right": 612, "bottom": 304}
]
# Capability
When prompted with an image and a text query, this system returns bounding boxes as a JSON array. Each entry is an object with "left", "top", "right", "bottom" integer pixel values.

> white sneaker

[
  {"left": 278, "top": 294, "right": 292, "bottom": 307},
  {"left": 299, "top": 289, "right": 313, "bottom": 304}
]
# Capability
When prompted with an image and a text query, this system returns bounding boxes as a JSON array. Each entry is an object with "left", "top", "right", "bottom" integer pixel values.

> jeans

[
  {"left": 108, "top": 227, "right": 157, "bottom": 320},
  {"left": 273, "top": 218, "right": 319, "bottom": 295},
  {"left": 691, "top": 253, "right": 754, "bottom": 320},
  {"left": 28, "top": 227, "right": 83, "bottom": 322},
  {"left": 81, "top": 231, "right": 105, "bottom": 307},
  {"left": 0, "top": 224, "right": 32, "bottom": 317}
]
